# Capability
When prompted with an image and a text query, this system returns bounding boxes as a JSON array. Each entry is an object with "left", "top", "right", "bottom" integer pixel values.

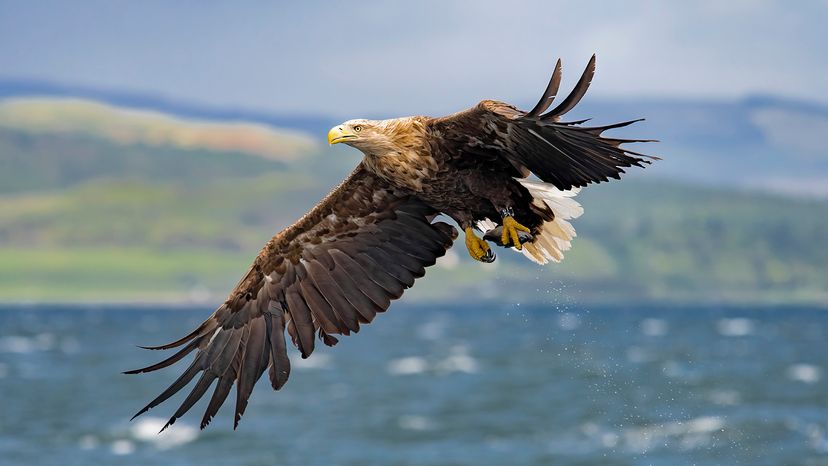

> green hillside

[
  {"left": 0, "top": 98, "right": 319, "bottom": 193},
  {"left": 2, "top": 176, "right": 826, "bottom": 306},
  {"left": 0, "top": 127, "right": 295, "bottom": 193},
  {"left": 0, "top": 99, "right": 826, "bottom": 306}
]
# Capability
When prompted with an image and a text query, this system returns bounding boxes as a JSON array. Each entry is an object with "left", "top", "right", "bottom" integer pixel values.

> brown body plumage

[{"left": 127, "top": 55, "right": 656, "bottom": 430}]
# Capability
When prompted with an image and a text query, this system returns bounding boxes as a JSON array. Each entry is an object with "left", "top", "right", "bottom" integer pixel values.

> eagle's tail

[{"left": 478, "top": 179, "right": 584, "bottom": 265}]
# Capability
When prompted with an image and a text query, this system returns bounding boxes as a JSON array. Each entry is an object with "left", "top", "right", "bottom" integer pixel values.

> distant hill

[
  {"left": 3, "top": 79, "right": 827, "bottom": 197},
  {"left": 0, "top": 98, "right": 317, "bottom": 161},
  {"left": 0, "top": 78, "right": 334, "bottom": 135},
  {"left": 0, "top": 98, "right": 320, "bottom": 194},
  {"left": 0, "top": 89, "right": 826, "bottom": 306},
  {"left": 573, "top": 96, "right": 828, "bottom": 197}
]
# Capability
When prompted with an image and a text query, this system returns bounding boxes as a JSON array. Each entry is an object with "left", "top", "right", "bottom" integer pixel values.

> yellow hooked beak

[{"left": 328, "top": 126, "right": 357, "bottom": 145}]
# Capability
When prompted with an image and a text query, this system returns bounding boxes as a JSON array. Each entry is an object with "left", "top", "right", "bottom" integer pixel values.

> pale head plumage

[{"left": 328, "top": 117, "right": 425, "bottom": 156}]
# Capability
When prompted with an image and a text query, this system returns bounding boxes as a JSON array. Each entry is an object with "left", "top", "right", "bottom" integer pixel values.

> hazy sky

[{"left": 1, "top": 1, "right": 826, "bottom": 117}]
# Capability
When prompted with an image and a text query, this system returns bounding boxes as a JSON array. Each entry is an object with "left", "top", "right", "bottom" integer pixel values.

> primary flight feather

[{"left": 127, "top": 55, "right": 656, "bottom": 430}]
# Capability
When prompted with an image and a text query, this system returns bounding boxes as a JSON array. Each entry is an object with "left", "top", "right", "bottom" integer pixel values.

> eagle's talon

[
  {"left": 464, "top": 227, "right": 494, "bottom": 262},
  {"left": 501, "top": 216, "right": 531, "bottom": 250}
]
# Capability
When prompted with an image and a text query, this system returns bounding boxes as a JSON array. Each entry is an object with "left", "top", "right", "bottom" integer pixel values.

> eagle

[{"left": 127, "top": 55, "right": 656, "bottom": 430}]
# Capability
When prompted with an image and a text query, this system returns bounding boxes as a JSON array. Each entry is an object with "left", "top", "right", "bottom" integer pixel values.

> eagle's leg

[
  {"left": 464, "top": 226, "right": 495, "bottom": 263},
  {"left": 449, "top": 208, "right": 495, "bottom": 263},
  {"left": 458, "top": 172, "right": 532, "bottom": 250},
  {"left": 499, "top": 207, "right": 531, "bottom": 250}
]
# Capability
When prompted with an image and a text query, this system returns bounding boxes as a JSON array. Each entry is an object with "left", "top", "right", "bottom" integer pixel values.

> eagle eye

[{"left": 353, "top": 125, "right": 363, "bottom": 132}]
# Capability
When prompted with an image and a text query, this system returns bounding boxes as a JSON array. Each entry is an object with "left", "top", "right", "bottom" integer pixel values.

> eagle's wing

[
  {"left": 126, "top": 164, "right": 456, "bottom": 430},
  {"left": 428, "top": 55, "right": 657, "bottom": 191}
]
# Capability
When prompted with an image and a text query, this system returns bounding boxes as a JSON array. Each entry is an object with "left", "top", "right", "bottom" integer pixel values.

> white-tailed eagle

[{"left": 127, "top": 55, "right": 656, "bottom": 430}]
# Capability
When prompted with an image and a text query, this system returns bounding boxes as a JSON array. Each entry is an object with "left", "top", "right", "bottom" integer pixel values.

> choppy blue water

[{"left": 1, "top": 304, "right": 827, "bottom": 465}]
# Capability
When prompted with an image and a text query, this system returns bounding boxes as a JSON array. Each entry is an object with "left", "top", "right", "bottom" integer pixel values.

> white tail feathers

[{"left": 477, "top": 179, "right": 584, "bottom": 265}]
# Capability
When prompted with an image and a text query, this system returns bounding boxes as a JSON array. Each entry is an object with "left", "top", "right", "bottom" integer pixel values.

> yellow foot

[
  {"left": 501, "top": 216, "right": 531, "bottom": 250},
  {"left": 464, "top": 227, "right": 495, "bottom": 263}
]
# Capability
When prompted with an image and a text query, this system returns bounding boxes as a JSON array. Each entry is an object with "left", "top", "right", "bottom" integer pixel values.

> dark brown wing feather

[
  {"left": 126, "top": 165, "right": 457, "bottom": 429},
  {"left": 428, "top": 54, "right": 657, "bottom": 191}
]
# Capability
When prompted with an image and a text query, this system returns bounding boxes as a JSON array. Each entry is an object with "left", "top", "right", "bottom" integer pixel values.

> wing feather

[
  {"left": 284, "top": 285, "right": 316, "bottom": 358},
  {"left": 330, "top": 250, "right": 392, "bottom": 310},
  {"left": 297, "top": 277, "right": 343, "bottom": 334},
  {"left": 200, "top": 327, "right": 246, "bottom": 429},
  {"left": 327, "top": 264, "right": 382, "bottom": 323},
  {"left": 351, "top": 252, "right": 406, "bottom": 298},
  {"left": 123, "top": 337, "right": 202, "bottom": 374},
  {"left": 363, "top": 247, "right": 416, "bottom": 286},
  {"left": 306, "top": 261, "right": 360, "bottom": 333},
  {"left": 266, "top": 309, "right": 290, "bottom": 391},
  {"left": 232, "top": 315, "right": 269, "bottom": 428},
  {"left": 542, "top": 54, "right": 596, "bottom": 120},
  {"left": 526, "top": 58, "right": 562, "bottom": 117},
  {"left": 162, "top": 328, "right": 244, "bottom": 431},
  {"left": 130, "top": 351, "right": 207, "bottom": 420}
]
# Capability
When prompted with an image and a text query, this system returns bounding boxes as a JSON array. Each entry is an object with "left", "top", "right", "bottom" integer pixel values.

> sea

[{"left": 0, "top": 303, "right": 827, "bottom": 466}]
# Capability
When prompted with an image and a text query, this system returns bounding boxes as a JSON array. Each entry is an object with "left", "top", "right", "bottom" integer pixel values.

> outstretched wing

[
  {"left": 126, "top": 164, "right": 457, "bottom": 430},
  {"left": 429, "top": 55, "right": 657, "bottom": 191}
]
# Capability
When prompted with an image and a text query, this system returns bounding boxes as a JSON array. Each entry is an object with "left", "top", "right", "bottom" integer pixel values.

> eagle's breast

[{"left": 363, "top": 149, "right": 438, "bottom": 192}]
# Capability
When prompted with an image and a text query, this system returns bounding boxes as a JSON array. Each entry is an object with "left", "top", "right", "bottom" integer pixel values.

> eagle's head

[{"left": 328, "top": 118, "right": 422, "bottom": 155}]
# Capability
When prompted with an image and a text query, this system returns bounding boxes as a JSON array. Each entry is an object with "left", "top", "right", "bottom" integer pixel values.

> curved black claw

[{"left": 480, "top": 248, "right": 496, "bottom": 263}]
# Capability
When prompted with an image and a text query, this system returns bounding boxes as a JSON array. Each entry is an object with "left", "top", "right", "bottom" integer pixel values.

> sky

[{"left": 0, "top": 1, "right": 826, "bottom": 117}]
